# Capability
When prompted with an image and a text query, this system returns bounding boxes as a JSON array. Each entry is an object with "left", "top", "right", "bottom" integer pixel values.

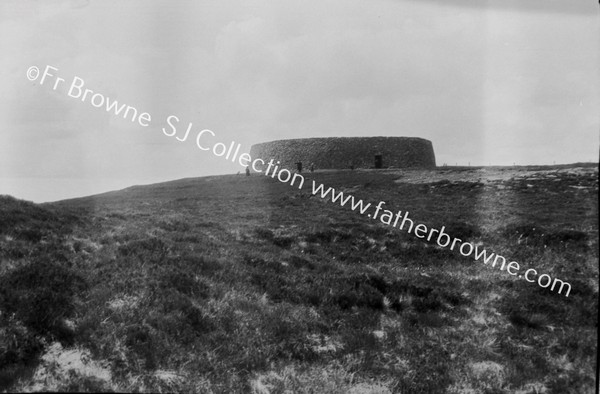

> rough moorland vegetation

[{"left": 0, "top": 165, "right": 597, "bottom": 393}]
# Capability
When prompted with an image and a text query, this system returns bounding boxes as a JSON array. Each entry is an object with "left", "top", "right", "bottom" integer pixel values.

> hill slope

[{"left": 1, "top": 165, "right": 598, "bottom": 392}]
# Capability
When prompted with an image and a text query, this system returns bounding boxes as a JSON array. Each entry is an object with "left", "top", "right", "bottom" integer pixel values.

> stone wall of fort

[{"left": 249, "top": 137, "right": 436, "bottom": 170}]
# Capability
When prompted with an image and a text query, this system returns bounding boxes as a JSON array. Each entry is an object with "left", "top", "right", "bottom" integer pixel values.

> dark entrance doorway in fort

[{"left": 374, "top": 155, "right": 383, "bottom": 169}]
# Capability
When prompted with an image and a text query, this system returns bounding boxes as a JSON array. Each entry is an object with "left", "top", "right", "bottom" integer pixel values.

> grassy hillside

[{"left": 0, "top": 165, "right": 597, "bottom": 393}]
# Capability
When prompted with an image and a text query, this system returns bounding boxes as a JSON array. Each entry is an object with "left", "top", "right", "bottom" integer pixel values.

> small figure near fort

[
  {"left": 310, "top": 163, "right": 315, "bottom": 173},
  {"left": 296, "top": 161, "right": 303, "bottom": 173},
  {"left": 245, "top": 166, "right": 250, "bottom": 176}
]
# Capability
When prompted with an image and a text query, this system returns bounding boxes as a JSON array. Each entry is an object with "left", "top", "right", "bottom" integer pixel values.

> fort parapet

[{"left": 249, "top": 137, "right": 435, "bottom": 170}]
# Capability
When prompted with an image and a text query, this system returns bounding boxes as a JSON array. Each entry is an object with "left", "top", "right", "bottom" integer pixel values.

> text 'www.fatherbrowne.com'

[
  {"left": 308, "top": 181, "right": 572, "bottom": 297},
  {"left": 27, "top": 64, "right": 572, "bottom": 297}
]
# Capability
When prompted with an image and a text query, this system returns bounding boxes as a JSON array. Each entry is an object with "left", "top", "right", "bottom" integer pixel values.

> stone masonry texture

[{"left": 249, "top": 137, "right": 436, "bottom": 170}]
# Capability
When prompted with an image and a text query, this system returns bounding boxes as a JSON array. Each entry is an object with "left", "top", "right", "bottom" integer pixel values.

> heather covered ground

[{"left": 0, "top": 164, "right": 597, "bottom": 393}]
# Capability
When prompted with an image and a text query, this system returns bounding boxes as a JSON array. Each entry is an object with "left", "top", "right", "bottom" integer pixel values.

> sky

[{"left": 0, "top": 0, "right": 598, "bottom": 202}]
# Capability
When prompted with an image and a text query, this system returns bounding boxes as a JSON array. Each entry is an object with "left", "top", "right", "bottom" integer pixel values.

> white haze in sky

[{"left": 0, "top": 0, "right": 598, "bottom": 202}]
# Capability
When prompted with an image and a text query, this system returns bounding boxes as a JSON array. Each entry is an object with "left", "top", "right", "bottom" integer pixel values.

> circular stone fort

[{"left": 249, "top": 137, "right": 435, "bottom": 170}]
